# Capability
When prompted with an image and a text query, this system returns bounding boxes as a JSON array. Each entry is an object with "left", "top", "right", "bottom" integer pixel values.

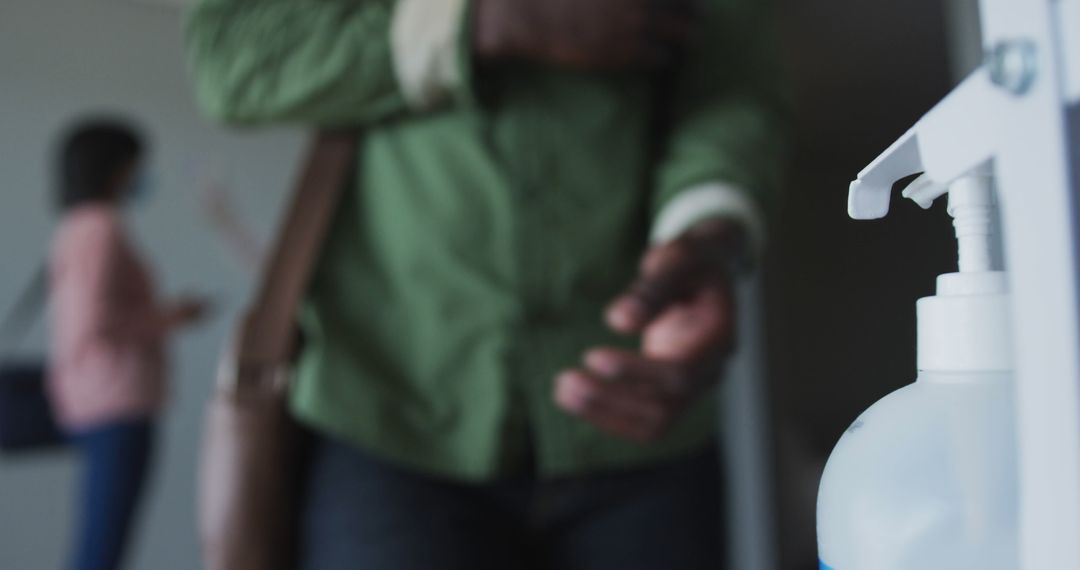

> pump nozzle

[
  {"left": 900, "top": 168, "right": 997, "bottom": 273},
  {"left": 947, "top": 170, "right": 996, "bottom": 273},
  {"left": 903, "top": 166, "right": 1011, "bottom": 372},
  {"left": 900, "top": 174, "right": 948, "bottom": 210}
]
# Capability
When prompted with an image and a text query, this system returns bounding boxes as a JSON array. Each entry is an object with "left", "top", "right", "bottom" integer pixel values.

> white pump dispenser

[{"left": 816, "top": 168, "right": 1019, "bottom": 570}]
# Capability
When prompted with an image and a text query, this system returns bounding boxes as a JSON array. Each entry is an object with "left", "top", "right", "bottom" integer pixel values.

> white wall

[
  {"left": 0, "top": 2, "right": 776, "bottom": 569},
  {"left": 0, "top": 1, "right": 302, "bottom": 568}
]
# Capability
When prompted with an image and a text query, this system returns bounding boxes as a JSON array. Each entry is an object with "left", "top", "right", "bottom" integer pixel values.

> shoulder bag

[{"left": 199, "top": 131, "right": 357, "bottom": 570}]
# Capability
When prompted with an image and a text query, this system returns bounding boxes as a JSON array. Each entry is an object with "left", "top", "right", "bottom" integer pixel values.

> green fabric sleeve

[
  {"left": 651, "top": 0, "right": 791, "bottom": 227},
  {"left": 184, "top": 0, "right": 411, "bottom": 127}
]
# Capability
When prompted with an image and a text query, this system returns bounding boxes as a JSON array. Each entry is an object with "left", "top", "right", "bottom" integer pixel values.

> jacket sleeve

[
  {"left": 185, "top": 0, "right": 474, "bottom": 127},
  {"left": 650, "top": 0, "right": 790, "bottom": 257}
]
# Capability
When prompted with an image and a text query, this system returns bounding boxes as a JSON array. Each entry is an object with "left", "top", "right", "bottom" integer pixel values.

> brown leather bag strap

[{"left": 235, "top": 131, "right": 357, "bottom": 369}]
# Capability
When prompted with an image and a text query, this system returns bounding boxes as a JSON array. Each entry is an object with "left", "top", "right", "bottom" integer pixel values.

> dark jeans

[
  {"left": 67, "top": 419, "right": 155, "bottom": 570},
  {"left": 299, "top": 434, "right": 725, "bottom": 570}
]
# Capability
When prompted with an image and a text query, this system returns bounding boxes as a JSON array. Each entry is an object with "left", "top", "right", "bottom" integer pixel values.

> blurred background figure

[{"left": 48, "top": 119, "right": 209, "bottom": 570}]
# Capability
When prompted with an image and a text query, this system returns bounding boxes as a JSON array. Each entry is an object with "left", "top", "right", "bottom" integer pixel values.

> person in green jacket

[{"left": 187, "top": 0, "right": 786, "bottom": 567}]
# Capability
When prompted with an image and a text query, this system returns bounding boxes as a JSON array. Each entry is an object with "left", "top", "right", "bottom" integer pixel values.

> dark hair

[{"left": 56, "top": 119, "right": 144, "bottom": 211}]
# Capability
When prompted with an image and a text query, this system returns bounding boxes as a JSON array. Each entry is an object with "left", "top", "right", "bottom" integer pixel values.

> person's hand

[
  {"left": 170, "top": 297, "right": 211, "bottom": 328},
  {"left": 472, "top": 0, "right": 695, "bottom": 71},
  {"left": 554, "top": 219, "right": 744, "bottom": 442}
]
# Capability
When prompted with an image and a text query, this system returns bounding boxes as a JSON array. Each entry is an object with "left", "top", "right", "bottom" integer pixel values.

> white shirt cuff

[
  {"left": 650, "top": 182, "right": 767, "bottom": 261},
  {"left": 390, "top": 0, "right": 468, "bottom": 109}
]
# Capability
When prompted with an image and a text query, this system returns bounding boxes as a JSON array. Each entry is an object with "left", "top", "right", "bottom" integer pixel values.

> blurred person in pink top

[{"left": 47, "top": 119, "right": 208, "bottom": 570}]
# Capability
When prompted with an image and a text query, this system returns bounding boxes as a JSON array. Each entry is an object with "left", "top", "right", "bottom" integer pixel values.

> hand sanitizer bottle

[{"left": 816, "top": 167, "right": 1018, "bottom": 570}]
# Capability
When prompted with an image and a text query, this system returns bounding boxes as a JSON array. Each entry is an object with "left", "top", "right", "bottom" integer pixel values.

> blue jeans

[
  {"left": 68, "top": 419, "right": 155, "bottom": 570},
  {"left": 299, "top": 434, "right": 725, "bottom": 570}
]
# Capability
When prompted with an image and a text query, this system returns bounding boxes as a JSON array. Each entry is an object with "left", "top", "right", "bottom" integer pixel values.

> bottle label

[{"left": 819, "top": 560, "right": 835, "bottom": 570}]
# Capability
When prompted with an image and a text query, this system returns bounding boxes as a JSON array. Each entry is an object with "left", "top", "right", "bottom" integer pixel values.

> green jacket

[{"left": 186, "top": 0, "right": 787, "bottom": 480}]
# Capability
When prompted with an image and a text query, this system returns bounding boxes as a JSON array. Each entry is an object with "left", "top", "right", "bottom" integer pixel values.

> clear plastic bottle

[{"left": 817, "top": 171, "right": 1019, "bottom": 570}]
